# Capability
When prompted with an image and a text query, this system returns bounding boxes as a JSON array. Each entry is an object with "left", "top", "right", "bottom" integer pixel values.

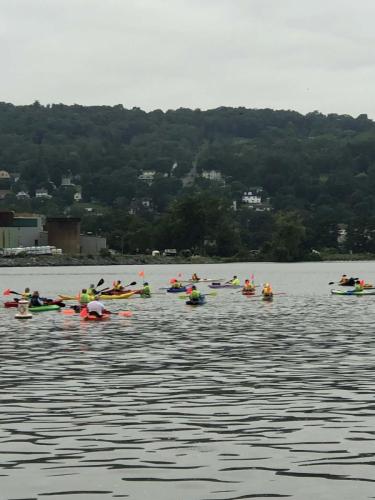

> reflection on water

[{"left": 1, "top": 262, "right": 375, "bottom": 499}]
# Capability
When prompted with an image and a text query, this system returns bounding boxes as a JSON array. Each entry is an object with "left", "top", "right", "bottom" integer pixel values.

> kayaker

[
  {"left": 30, "top": 291, "right": 44, "bottom": 307},
  {"left": 87, "top": 284, "right": 97, "bottom": 295},
  {"left": 262, "top": 283, "right": 273, "bottom": 297},
  {"left": 113, "top": 280, "right": 124, "bottom": 292},
  {"left": 171, "top": 278, "right": 182, "bottom": 289},
  {"left": 354, "top": 280, "right": 364, "bottom": 292},
  {"left": 339, "top": 274, "right": 349, "bottom": 285},
  {"left": 21, "top": 287, "right": 31, "bottom": 299},
  {"left": 79, "top": 288, "right": 91, "bottom": 306},
  {"left": 189, "top": 285, "right": 201, "bottom": 303},
  {"left": 87, "top": 296, "right": 106, "bottom": 317},
  {"left": 243, "top": 279, "right": 255, "bottom": 292},
  {"left": 141, "top": 282, "right": 151, "bottom": 297},
  {"left": 191, "top": 273, "right": 200, "bottom": 281},
  {"left": 230, "top": 276, "right": 240, "bottom": 286}
]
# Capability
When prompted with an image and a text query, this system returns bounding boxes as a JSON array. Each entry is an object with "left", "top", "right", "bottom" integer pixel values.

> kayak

[
  {"left": 185, "top": 278, "right": 224, "bottom": 283},
  {"left": 242, "top": 290, "right": 256, "bottom": 296},
  {"left": 208, "top": 283, "right": 241, "bottom": 289},
  {"left": 59, "top": 292, "right": 135, "bottom": 301},
  {"left": 83, "top": 313, "right": 110, "bottom": 321},
  {"left": 5, "top": 299, "right": 65, "bottom": 308},
  {"left": 100, "top": 292, "right": 136, "bottom": 300},
  {"left": 262, "top": 294, "right": 273, "bottom": 301},
  {"left": 331, "top": 289, "right": 375, "bottom": 296},
  {"left": 186, "top": 295, "right": 206, "bottom": 306},
  {"left": 167, "top": 287, "right": 187, "bottom": 293},
  {"left": 29, "top": 305, "right": 61, "bottom": 312}
]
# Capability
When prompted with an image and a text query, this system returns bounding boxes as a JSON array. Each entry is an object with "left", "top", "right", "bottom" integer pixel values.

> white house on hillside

[
  {"left": 138, "top": 171, "right": 156, "bottom": 184},
  {"left": 201, "top": 170, "right": 223, "bottom": 181},
  {"left": 242, "top": 187, "right": 263, "bottom": 205}
]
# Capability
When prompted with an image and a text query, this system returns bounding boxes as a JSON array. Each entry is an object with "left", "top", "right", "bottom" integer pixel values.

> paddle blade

[
  {"left": 118, "top": 311, "right": 133, "bottom": 317},
  {"left": 3, "top": 289, "right": 11, "bottom": 296},
  {"left": 129, "top": 281, "right": 137, "bottom": 286},
  {"left": 62, "top": 309, "right": 75, "bottom": 315},
  {"left": 97, "top": 278, "right": 104, "bottom": 287}
]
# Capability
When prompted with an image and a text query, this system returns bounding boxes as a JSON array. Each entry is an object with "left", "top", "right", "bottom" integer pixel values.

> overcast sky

[{"left": 1, "top": 0, "right": 375, "bottom": 117}]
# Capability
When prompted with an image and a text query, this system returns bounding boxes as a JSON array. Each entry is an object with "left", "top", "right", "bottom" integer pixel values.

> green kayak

[
  {"left": 331, "top": 289, "right": 375, "bottom": 296},
  {"left": 29, "top": 304, "right": 61, "bottom": 312}
]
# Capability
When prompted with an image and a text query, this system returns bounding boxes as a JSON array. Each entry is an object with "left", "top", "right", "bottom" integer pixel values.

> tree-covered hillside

[{"left": 1, "top": 102, "right": 375, "bottom": 260}]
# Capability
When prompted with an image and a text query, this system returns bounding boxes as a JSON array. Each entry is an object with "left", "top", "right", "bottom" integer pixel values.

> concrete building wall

[
  {"left": 46, "top": 218, "right": 81, "bottom": 254},
  {"left": 80, "top": 235, "right": 106, "bottom": 255},
  {"left": 0, "top": 227, "right": 45, "bottom": 248}
]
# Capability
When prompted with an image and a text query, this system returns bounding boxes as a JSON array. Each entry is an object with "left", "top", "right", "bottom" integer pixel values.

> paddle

[
  {"left": 96, "top": 278, "right": 105, "bottom": 287},
  {"left": 96, "top": 281, "right": 137, "bottom": 294},
  {"left": 3, "top": 289, "right": 22, "bottom": 296}
]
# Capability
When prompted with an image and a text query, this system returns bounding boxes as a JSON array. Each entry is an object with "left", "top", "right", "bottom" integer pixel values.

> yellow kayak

[{"left": 59, "top": 292, "right": 136, "bottom": 301}]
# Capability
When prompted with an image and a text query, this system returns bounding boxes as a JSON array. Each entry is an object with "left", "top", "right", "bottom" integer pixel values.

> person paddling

[
  {"left": 170, "top": 278, "right": 183, "bottom": 289},
  {"left": 354, "top": 280, "right": 364, "bottom": 292},
  {"left": 191, "top": 273, "right": 200, "bottom": 282},
  {"left": 79, "top": 288, "right": 91, "bottom": 306},
  {"left": 230, "top": 275, "right": 240, "bottom": 286},
  {"left": 189, "top": 285, "right": 202, "bottom": 304},
  {"left": 87, "top": 284, "right": 97, "bottom": 296},
  {"left": 141, "top": 282, "right": 151, "bottom": 298},
  {"left": 243, "top": 279, "right": 255, "bottom": 292},
  {"left": 113, "top": 280, "right": 124, "bottom": 292},
  {"left": 22, "top": 287, "right": 31, "bottom": 299},
  {"left": 87, "top": 296, "right": 106, "bottom": 317},
  {"left": 30, "top": 291, "right": 44, "bottom": 307},
  {"left": 262, "top": 283, "right": 273, "bottom": 298}
]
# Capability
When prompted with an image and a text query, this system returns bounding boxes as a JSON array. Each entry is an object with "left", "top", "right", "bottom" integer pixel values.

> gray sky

[{"left": 1, "top": 0, "right": 375, "bottom": 117}]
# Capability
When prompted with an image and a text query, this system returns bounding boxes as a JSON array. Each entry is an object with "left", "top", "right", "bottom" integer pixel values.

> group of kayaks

[{"left": 331, "top": 276, "right": 375, "bottom": 296}]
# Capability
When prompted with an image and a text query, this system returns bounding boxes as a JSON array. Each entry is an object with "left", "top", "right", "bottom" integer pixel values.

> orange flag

[{"left": 138, "top": 270, "right": 145, "bottom": 277}]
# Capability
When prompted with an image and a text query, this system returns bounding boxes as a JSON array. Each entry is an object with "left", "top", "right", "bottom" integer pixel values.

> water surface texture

[{"left": 1, "top": 262, "right": 375, "bottom": 500}]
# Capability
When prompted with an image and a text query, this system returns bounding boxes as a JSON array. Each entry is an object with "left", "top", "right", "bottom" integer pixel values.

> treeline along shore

[{"left": 1, "top": 104, "right": 375, "bottom": 261}]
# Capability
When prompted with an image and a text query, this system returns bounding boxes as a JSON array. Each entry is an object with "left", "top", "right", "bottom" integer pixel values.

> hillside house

[{"left": 201, "top": 170, "right": 223, "bottom": 182}]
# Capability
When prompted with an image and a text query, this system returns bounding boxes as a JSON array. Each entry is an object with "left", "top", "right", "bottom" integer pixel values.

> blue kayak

[
  {"left": 167, "top": 287, "right": 187, "bottom": 293},
  {"left": 186, "top": 295, "right": 206, "bottom": 306}
]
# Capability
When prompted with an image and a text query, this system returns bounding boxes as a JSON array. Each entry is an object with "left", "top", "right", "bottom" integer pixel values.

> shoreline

[{"left": 0, "top": 253, "right": 375, "bottom": 267}]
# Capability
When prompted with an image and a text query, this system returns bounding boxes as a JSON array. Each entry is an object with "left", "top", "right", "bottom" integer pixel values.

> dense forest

[{"left": 0, "top": 101, "right": 375, "bottom": 260}]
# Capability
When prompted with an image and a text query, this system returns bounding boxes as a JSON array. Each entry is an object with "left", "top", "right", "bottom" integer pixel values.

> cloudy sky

[{"left": 1, "top": 0, "right": 374, "bottom": 116}]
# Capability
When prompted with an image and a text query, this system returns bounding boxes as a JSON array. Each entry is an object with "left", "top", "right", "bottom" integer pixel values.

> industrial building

[{"left": 0, "top": 212, "right": 106, "bottom": 255}]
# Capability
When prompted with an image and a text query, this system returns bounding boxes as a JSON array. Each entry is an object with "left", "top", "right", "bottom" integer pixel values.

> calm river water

[{"left": 1, "top": 261, "right": 375, "bottom": 500}]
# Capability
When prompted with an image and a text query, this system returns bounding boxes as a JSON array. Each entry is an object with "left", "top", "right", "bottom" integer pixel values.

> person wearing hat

[{"left": 87, "top": 295, "right": 106, "bottom": 317}]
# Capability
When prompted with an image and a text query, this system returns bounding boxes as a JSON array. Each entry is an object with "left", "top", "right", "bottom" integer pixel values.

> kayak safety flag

[{"left": 138, "top": 270, "right": 145, "bottom": 277}]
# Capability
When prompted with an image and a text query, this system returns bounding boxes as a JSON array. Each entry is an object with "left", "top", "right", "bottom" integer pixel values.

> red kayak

[
  {"left": 4, "top": 299, "right": 65, "bottom": 308},
  {"left": 83, "top": 313, "right": 110, "bottom": 321},
  {"left": 242, "top": 290, "right": 255, "bottom": 296}
]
